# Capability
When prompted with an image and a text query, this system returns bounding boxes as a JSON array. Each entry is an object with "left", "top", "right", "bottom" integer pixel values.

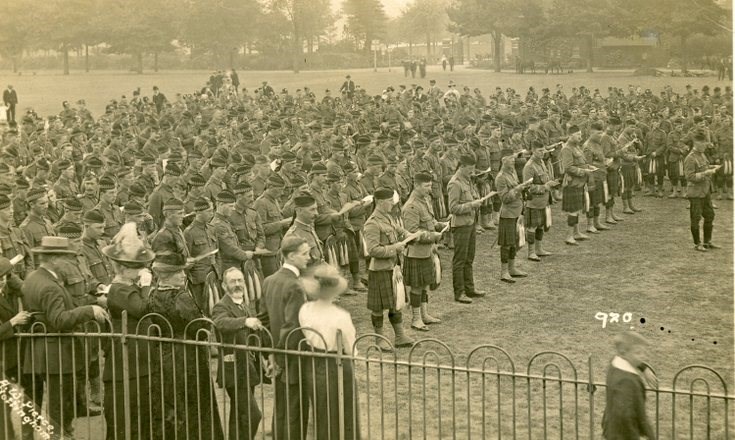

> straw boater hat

[
  {"left": 31, "top": 236, "right": 78, "bottom": 255},
  {"left": 102, "top": 223, "right": 156, "bottom": 268}
]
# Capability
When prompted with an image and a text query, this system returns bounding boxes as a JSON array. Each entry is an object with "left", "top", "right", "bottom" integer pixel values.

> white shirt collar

[
  {"left": 282, "top": 263, "right": 300, "bottom": 277},
  {"left": 611, "top": 355, "right": 643, "bottom": 378}
]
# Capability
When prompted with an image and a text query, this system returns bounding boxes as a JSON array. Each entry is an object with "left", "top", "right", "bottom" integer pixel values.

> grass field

[
  {"left": 1, "top": 67, "right": 732, "bottom": 438},
  {"left": 0, "top": 65, "right": 729, "bottom": 117}
]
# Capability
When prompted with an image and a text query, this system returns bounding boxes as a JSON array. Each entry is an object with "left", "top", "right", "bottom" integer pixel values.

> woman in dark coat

[
  {"left": 101, "top": 223, "right": 162, "bottom": 440},
  {"left": 0, "top": 256, "right": 32, "bottom": 439},
  {"left": 148, "top": 254, "right": 224, "bottom": 440}
]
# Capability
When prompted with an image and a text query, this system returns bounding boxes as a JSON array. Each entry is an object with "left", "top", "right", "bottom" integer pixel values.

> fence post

[
  {"left": 587, "top": 356, "right": 597, "bottom": 440},
  {"left": 336, "top": 330, "right": 345, "bottom": 440},
  {"left": 121, "top": 311, "right": 131, "bottom": 440}
]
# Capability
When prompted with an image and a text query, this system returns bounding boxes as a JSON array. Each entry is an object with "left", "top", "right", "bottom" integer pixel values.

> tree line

[
  {"left": 448, "top": 0, "right": 731, "bottom": 72},
  {"left": 0, "top": 0, "right": 729, "bottom": 74}
]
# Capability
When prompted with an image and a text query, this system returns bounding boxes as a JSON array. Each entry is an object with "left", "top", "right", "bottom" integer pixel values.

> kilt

[
  {"left": 668, "top": 160, "right": 684, "bottom": 182},
  {"left": 497, "top": 217, "right": 517, "bottom": 247},
  {"left": 525, "top": 207, "right": 547, "bottom": 229},
  {"left": 588, "top": 183, "right": 603, "bottom": 206},
  {"left": 403, "top": 256, "right": 435, "bottom": 288},
  {"left": 344, "top": 230, "right": 361, "bottom": 263},
  {"left": 562, "top": 186, "right": 585, "bottom": 213},
  {"left": 620, "top": 164, "right": 637, "bottom": 191},
  {"left": 606, "top": 171, "right": 620, "bottom": 197},
  {"left": 367, "top": 270, "right": 395, "bottom": 312}
]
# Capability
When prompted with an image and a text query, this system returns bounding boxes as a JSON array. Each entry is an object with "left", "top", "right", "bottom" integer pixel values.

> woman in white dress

[{"left": 299, "top": 263, "right": 360, "bottom": 440}]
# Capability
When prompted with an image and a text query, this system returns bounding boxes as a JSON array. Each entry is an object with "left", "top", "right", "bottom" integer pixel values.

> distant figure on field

[{"left": 3, "top": 85, "right": 18, "bottom": 123}]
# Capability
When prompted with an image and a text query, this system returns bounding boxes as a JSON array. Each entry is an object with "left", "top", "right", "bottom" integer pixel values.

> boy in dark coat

[{"left": 602, "top": 331, "right": 657, "bottom": 440}]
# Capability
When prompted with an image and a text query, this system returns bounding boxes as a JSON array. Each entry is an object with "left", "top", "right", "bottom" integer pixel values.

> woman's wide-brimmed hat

[
  {"left": 102, "top": 223, "right": 156, "bottom": 267},
  {"left": 302, "top": 263, "right": 348, "bottom": 300}
]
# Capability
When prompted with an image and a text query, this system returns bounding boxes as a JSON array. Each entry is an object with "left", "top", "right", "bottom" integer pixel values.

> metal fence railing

[{"left": 0, "top": 313, "right": 731, "bottom": 439}]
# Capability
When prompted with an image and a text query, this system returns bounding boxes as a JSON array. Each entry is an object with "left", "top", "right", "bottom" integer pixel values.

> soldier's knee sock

[
  {"left": 388, "top": 310, "right": 402, "bottom": 324},
  {"left": 349, "top": 259, "right": 360, "bottom": 276},
  {"left": 526, "top": 230, "right": 535, "bottom": 245},
  {"left": 593, "top": 205, "right": 600, "bottom": 217},
  {"left": 508, "top": 247, "right": 517, "bottom": 260},
  {"left": 371, "top": 313, "right": 384, "bottom": 328},
  {"left": 500, "top": 246, "right": 510, "bottom": 263},
  {"left": 586, "top": 209, "right": 594, "bottom": 219},
  {"left": 704, "top": 220, "right": 714, "bottom": 243},
  {"left": 691, "top": 226, "right": 701, "bottom": 245},
  {"left": 535, "top": 228, "right": 544, "bottom": 241},
  {"left": 567, "top": 215, "right": 578, "bottom": 227},
  {"left": 605, "top": 198, "right": 615, "bottom": 208},
  {"left": 409, "top": 292, "right": 422, "bottom": 308},
  {"left": 421, "top": 289, "right": 428, "bottom": 303}
]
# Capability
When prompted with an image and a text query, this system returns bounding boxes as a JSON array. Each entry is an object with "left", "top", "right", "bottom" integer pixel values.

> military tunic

[
  {"left": 150, "top": 225, "right": 190, "bottom": 266},
  {"left": 57, "top": 255, "right": 99, "bottom": 307},
  {"left": 95, "top": 202, "right": 124, "bottom": 240},
  {"left": 253, "top": 193, "right": 286, "bottom": 277},
  {"left": 19, "top": 213, "right": 55, "bottom": 252},
  {"left": 53, "top": 177, "right": 79, "bottom": 201},
  {"left": 210, "top": 212, "right": 254, "bottom": 272},
  {"left": 184, "top": 219, "right": 220, "bottom": 311},
  {"left": 0, "top": 224, "right": 32, "bottom": 295},
  {"left": 147, "top": 183, "right": 174, "bottom": 230},
  {"left": 78, "top": 194, "right": 98, "bottom": 212},
  {"left": 229, "top": 206, "right": 266, "bottom": 251},
  {"left": 81, "top": 237, "right": 113, "bottom": 286},
  {"left": 283, "top": 219, "right": 324, "bottom": 267}
]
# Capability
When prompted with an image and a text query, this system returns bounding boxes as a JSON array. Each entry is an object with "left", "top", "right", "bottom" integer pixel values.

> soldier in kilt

[
  {"left": 583, "top": 123, "right": 612, "bottom": 233},
  {"left": 495, "top": 156, "right": 532, "bottom": 282},
  {"left": 523, "top": 141, "right": 559, "bottom": 261},
  {"left": 618, "top": 121, "right": 645, "bottom": 214},
  {"left": 364, "top": 188, "right": 427, "bottom": 350},
  {"left": 602, "top": 118, "right": 626, "bottom": 224},
  {"left": 643, "top": 115, "right": 668, "bottom": 198},
  {"left": 667, "top": 117, "right": 689, "bottom": 198},
  {"left": 560, "top": 126, "right": 594, "bottom": 245},
  {"left": 401, "top": 173, "right": 446, "bottom": 331}
]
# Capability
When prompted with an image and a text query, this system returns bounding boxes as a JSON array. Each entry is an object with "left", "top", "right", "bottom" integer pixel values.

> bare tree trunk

[
  {"left": 293, "top": 28, "right": 301, "bottom": 73},
  {"left": 85, "top": 45, "right": 89, "bottom": 72},
  {"left": 63, "top": 46, "right": 69, "bottom": 75},
  {"left": 585, "top": 37, "right": 593, "bottom": 73},
  {"left": 229, "top": 49, "right": 234, "bottom": 69},
  {"left": 426, "top": 33, "right": 431, "bottom": 57},
  {"left": 137, "top": 52, "right": 143, "bottom": 74},
  {"left": 493, "top": 32, "right": 502, "bottom": 72},
  {"left": 680, "top": 34, "right": 688, "bottom": 72},
  {"left": 409, "top": 40, "right": 413, "bottom": 57},
  {"left": 12, "top": 56, "right": 18, "bottom": 73},
  {"left": 154, "top": 52, "right": 159, "bottom": 72}
]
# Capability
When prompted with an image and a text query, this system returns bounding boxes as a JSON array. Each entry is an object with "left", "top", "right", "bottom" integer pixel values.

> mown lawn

[{"left": 0, "top": 66, "right": 729, "bottom": 117}]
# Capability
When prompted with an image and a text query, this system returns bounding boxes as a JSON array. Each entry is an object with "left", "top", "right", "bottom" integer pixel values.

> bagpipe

[{"left": 324, "top": 233, "right": 350, "bottom": 269}]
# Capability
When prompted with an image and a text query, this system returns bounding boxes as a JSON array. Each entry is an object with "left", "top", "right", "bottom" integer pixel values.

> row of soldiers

[{"left": 0, "top": 79, "right": 732, "bottom": 344}]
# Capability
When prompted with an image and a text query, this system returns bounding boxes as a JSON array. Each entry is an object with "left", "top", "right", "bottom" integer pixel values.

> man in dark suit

[
  {"left": 258, "top": 236, "right": 312, "bottom": 440},
  {"left": 22, "top": 237, "right": 108, "bottom": 438},
  {"left": 152, "top": 85, "right": 167, "bottom": 114},
  {"left": 2, "top": 85, "right": 17, "bottom": 123},
  {"left": 340, "top": 75, "right": 356, "bottom": 100},
  {"left": 212, "top": 267, "right": 267, "bottom": 440},
  {"left": 602, "top": 332, "right": 657, "bottom": 440}
]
